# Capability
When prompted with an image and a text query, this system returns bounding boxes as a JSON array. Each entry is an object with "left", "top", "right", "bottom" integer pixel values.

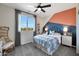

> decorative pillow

[
  {"left": 49, "top": 30, "right": 52, "bottom": 34},
  {"left": 52, "top": 31, "right": 55, "bottom": 33},
  {"left": 49, "top": 30, "right": 55, "bottom": 35}
]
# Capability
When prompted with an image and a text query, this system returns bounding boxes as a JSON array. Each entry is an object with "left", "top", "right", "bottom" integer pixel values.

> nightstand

[{"left": 62, "top": 35, "right": 72, "bottom": 46}]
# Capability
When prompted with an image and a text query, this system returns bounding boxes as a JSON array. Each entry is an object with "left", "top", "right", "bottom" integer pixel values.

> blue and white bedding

[{"left": 33, "top": 34, "right": 60, "bottom": 55}]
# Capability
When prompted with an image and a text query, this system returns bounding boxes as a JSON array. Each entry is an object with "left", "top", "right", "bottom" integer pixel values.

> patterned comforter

[{"left": 33, "top": 34, "right": 60, "bottom": 55}]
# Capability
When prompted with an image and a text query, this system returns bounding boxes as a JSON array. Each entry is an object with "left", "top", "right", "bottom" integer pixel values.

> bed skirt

[{"left": 33, "top": 40, "right": 60, "bottom": 55}]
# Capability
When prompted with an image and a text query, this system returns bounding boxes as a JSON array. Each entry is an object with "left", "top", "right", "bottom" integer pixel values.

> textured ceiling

[{"left": 2, "top": 3, "right": 76, "bottom": 18}]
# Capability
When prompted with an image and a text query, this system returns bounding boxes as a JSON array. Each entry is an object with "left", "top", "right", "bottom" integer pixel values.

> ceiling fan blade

[
  {"left": 41, "top": 4, "right": 51, "bottom": 8},
  {"left": 34, "top": 9, "right": 38, "bottom": 12},
  {"left": 39, "top": 3, "right": 41, "bottom": 6},
  {"left": 37, "top": 3, "right": 41, "bottom": 8},
  {"left": 41, "top": 8, "right": 45, "bottom": 12}
]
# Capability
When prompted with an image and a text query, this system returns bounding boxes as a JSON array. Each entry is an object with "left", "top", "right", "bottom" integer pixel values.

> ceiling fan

[{"left": 34, "top": 3, "right": 51, "bottom": 13}]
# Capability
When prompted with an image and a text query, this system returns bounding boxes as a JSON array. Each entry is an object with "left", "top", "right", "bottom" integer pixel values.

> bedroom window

[{"left": 18, "top": 13, "right": 35, "bottom": 32}]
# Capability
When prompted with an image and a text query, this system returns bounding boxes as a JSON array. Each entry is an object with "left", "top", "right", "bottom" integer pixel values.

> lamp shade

[
  {"left": 38, "top": 8, "right": 41, "bottom": 11},
  {"left": 63, "top": 26, "right": 68, "bottom": 32},
  {"left": 45, "top": 27, "right": 48, "bottom": 31}
]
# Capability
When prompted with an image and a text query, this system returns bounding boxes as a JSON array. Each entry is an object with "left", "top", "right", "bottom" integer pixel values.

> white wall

[
  {"left": 37, "top": 17, "right": 44, "bottom": 33},
  {"left": 37, "top": 13, "right": 54, "bottom": 33},
  {"left": 76, "top": 4, "right": 79, "bottom": 53},
  {"left": 0, "top": 4, "right": 15, "bottom": 41}
]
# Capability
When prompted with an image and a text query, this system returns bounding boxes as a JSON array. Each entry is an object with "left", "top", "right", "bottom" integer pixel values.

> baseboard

[{"left": 61, "top": 44, "right": 76, "bottom": 48}]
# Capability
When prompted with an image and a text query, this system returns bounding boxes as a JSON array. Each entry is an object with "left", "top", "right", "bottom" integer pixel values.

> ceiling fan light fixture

[
  {"left": 38, "top": 8, "right": 41, "bottom": 11},
  {"left": 34, "top": 3, "right": 51, "bottom": 13}
]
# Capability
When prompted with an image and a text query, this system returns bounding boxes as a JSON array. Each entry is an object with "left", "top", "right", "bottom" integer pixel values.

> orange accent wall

[{"left": 49, "top": 8, "right": 76, "bottom": 26}]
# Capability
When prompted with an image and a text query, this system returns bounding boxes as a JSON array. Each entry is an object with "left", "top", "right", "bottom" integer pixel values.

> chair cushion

[
  {"left": 3, "top": 42, "right": 14, "bottom": 49},
  {"left": 0, "top": 37, "right": 6, "bottom": 45}
]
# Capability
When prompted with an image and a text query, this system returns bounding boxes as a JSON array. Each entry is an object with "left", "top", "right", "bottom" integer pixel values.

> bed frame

[{"left": 33, "top": 39, "right": 59, "bottom": 55}]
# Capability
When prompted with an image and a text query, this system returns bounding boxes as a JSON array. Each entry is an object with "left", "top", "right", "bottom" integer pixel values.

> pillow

[
  {"left": 54, "top": 32, "right": 60, "bottom": 35},
  {"left": 52, "top": 31, "right": 55, "bottom": 33},
  {"left": 49, "top": 30, "right": 55, "bottom": 35}
]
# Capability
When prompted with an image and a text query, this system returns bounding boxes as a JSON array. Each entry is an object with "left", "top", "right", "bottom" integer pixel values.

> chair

[{"left": 0, "top": 26, "right": 14, "bottom": 55}]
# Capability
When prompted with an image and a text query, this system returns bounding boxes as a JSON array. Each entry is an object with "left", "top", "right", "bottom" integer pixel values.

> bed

[{"left": 33, "top": 32, "right": 61, "bottom": 55}]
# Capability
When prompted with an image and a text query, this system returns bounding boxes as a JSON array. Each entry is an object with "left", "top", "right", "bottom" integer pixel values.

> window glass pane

[
  {"left": 28, "top": 16, "right": 35, "bottom": 31},
  {"left": 18, "top": 14, "right": 21, "bottom": 32},
  {"left": 18, "top": 14, "right": 35, "bottom": 32},
  {"left": 18, "top": 14, "right": 27, "bottom": 32},
  {"left": 21, "top": 15, "right": 27, "bottom": 28}
]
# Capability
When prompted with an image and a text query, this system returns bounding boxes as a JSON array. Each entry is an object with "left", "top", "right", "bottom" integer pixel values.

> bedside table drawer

[{"left": 62, "top": 35, "right": 72, "bottom": 46}]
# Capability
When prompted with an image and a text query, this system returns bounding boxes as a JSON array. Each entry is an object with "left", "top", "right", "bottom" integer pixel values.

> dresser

[{"left": 62, "top": 35, "right": 72, "bottom": 46}]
